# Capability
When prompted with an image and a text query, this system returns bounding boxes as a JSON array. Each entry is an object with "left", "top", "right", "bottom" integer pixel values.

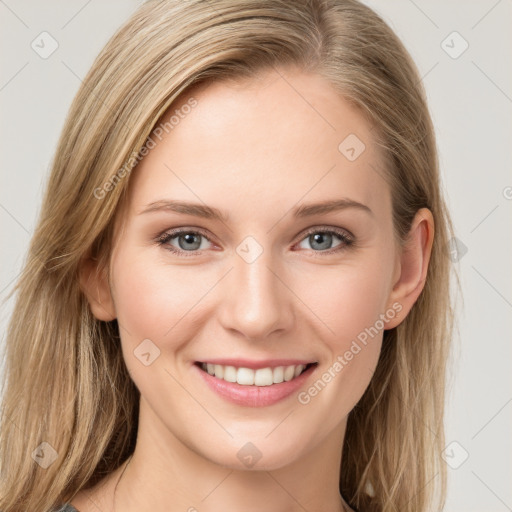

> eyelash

[{"left": 156, "top": 226, "right": 355, "bottom": 258}]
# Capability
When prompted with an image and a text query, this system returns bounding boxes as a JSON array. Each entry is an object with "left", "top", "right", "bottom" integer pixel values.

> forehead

[{"left": 126, "top": 67, "right": 391, "bottom": 223}]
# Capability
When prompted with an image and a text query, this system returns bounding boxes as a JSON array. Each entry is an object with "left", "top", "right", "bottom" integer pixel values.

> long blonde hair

[{"left": 0, "top": 1, "right": 457, "bottom": 510}]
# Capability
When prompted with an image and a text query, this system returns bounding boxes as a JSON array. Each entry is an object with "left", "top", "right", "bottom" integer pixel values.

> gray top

[{"left": 54, "top": 505, "right": 80, "bottom": 512}]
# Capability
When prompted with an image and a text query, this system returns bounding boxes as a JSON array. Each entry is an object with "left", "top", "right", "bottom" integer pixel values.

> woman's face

[{"left": 104, "top": 67, "right": 403, "bottom": 470}]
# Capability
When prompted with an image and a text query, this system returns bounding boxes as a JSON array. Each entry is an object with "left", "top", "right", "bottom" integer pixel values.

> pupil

[
  {"left": 311, "top": 232, "right": 331, "bottom": 250},
  {"left": 180, "top": 233, "right": 201, "bottom": 250}
]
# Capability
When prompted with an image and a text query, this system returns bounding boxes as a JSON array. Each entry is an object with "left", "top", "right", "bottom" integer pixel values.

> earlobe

[
  {"left": 385, "top": 208, "right": 434, "bottom": 329},
  {"left": 79, "top": 256, "right": 116, "bottom": 321}
]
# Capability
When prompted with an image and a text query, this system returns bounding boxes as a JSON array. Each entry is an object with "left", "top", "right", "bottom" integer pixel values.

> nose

[{"left": 217, "top": 245, "right": 294, "bottom": 341}]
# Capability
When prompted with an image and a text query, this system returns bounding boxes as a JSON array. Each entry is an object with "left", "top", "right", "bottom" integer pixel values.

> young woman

[{"left": 0, "top": 1, "right": 457, "bottom": 511}]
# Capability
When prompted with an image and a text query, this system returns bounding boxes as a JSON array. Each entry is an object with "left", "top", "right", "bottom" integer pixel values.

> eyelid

[
  {"left": 156, "top": 226, "right": 213, "bottom": 243},
  {"left": 291, "top": 226, "right": 355, "bottom": 256},
  {"left": 297, "top": 225, "right": 354, "bottom": 242},
  {"left": 156, "top": 227, "right": 216, "bottom": 256},
  {"left": 156, "top": 225, "right": 355, "bottom": 256}
]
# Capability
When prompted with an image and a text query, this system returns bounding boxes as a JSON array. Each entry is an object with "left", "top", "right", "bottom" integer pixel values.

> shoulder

[
  {"left": 52, "top": 505, "right": 80, "bottom": 512},
  {"left": 55, "top": 462, "right": 125, "bottom": 511}
]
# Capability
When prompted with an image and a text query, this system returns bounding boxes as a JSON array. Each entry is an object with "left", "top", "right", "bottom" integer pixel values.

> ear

[
  {"left": 385, "top": 208, "right": 434, "bottom": 329},
  {"left": 79, "top": 255, "right": 116, "bottom": 321}
]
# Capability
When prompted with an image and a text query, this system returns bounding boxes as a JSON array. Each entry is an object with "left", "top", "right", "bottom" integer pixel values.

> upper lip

[{"left": 195, "top": 358, "right": 317, "bottom": 370}]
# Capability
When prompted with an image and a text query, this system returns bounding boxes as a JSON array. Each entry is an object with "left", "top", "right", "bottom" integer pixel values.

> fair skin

[{"left": 76, "top": 66, "right": 434, "bottom": 512}]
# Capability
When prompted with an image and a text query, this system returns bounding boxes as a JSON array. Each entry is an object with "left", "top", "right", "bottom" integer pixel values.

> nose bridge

[{"left": 219, "top": 238, "right": 292, "bottom": 339}]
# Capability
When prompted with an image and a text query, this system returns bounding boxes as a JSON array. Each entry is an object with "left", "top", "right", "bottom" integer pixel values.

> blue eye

[
  {"left": 157, "top": 229, "right": 213, "bottom": 256},
  {"left": 156, "top": 227, "right": 354, "bottom": 257},
  {"left": 296, "top": 228, "right": 354, "bottom": 254}
]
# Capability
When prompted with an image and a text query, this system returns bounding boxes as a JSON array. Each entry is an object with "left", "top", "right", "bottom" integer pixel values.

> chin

[{"left": 195, "top": 433, "right": 310, "bottom": 472}]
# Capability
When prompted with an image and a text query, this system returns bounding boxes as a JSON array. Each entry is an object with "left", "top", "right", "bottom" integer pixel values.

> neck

[{"left": 114, "top": 398, "right": 349, "bottom": 512}]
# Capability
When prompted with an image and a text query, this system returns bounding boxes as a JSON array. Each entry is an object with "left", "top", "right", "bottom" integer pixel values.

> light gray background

[{"left": 1, "top": 1, "right": 511, "bottom": 510}]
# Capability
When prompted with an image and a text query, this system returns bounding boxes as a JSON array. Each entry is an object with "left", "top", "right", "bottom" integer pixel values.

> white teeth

[
  {"left": 254, "top": 367, "right": 273, "bottom": 386},
  {"left": 273, "top": 366, "right": 284, "bottom": 384},
  {"left": 214, "top": 364, "right": 224, "bottom": 379},
  {"left": 284, "top": 365, "right": 295, "bottom": 381},
  {"left": 200, "top": 362, "right": 311, "bottom": 386},
  {"left": 223, "top": 365, "right": 237, "bottom": 383},
  {"left": 237, "top": 367, "right": 255, "bottom": 385}
]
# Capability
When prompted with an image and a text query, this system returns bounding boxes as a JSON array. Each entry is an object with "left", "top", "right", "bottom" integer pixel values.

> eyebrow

[{"left": 138, "top": 198, "right": 373, "bottom": 221}]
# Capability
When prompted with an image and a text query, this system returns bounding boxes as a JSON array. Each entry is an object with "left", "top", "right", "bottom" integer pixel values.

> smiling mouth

[{"left": 195, "top": 361, "right": 318, "bottom": 386}]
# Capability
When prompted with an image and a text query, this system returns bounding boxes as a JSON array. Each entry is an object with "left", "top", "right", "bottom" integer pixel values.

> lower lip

[{"left": 193, "top": 363, "right": 318, "bottom": 407}]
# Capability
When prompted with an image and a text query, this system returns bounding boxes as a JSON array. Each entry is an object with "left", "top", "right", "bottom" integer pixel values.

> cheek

[
  {"left": 293, "top": 279, "right": 385, "bottom": 419},
  {"left": 294, "top": 256, "right": 393, "bottom": 347},
  {"left": 110, "top": 249, "right": 203, "bottom": 345},
  {"left": 291, "top": 252, "right": 392, "bottom": 406},
  {"left": 112, "top": 244, "right": 393, "bottom": 343}
]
